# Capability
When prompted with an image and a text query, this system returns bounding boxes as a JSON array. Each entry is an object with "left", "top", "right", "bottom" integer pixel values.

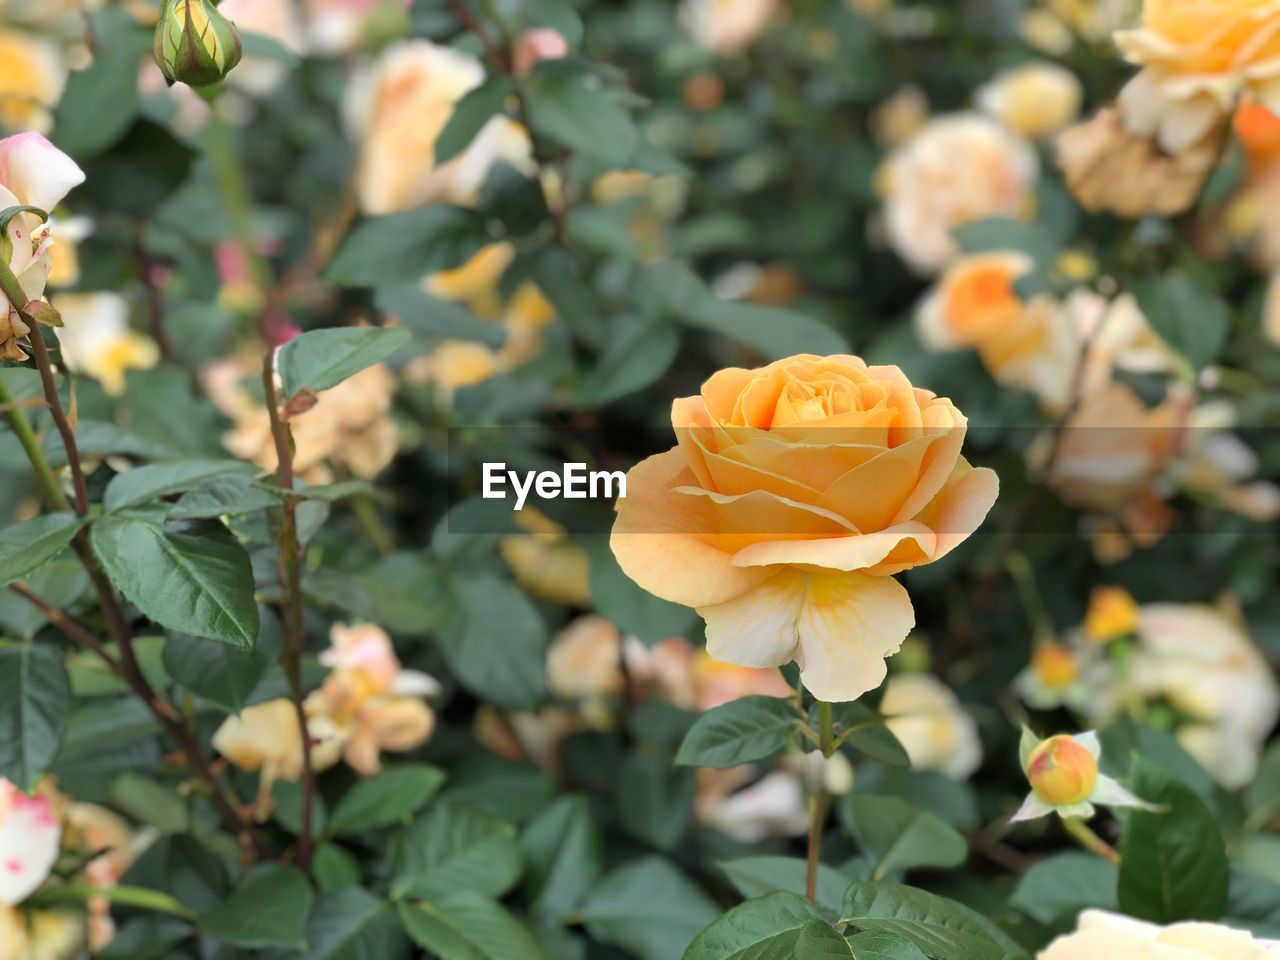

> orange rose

[{"left": 610, "top": 354, "right": 998, "bottom": 702}]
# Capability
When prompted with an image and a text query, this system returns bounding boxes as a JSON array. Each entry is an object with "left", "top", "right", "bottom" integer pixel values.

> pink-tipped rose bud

[
  {"left": 513, "top": 28, "right": 569, "bottom": 78},
  {"left": 1026, "top": 735, "right": 1098, "bottom": 806}
]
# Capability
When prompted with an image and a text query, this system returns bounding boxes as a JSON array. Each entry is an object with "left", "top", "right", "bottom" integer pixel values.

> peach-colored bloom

[
  {"left": 611, "top": 354, "right": 999, "bottom": 702},
  {"left": 546, "top": 615, "right": 626, "bottom": 722},
  {"left": 64, "top": 803, "right": 145, "bottom": 949},
  {"left": 880, "top": 113, "right": 1039, "bottom": 274},
  {"left": 217, "top": 0, "right": 304, "bottom": 95},
  {"left": 346, "top": 40, "right": 534, "bottom": 214}
]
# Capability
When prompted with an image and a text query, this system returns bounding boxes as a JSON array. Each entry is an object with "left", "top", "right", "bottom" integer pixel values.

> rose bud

[
  {"left": 153, "top": 0, "right": 244, "bottom": 88},
  {"left": 1026, "top": 734, "right": 1099, "bottom": 806}
]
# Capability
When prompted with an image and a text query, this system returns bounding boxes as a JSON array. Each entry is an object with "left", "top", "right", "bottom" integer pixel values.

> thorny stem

[
  {"left": 261, "top": 356, "right": 316, "bottom": 870},
  {"left": 25, "top": 323, "right": 89, "bottom": 516},
  {"left": 806, "top": 701, "right": 835, "bottom": 903},
  {"left": 1063, "top": 817, "right": 1120, "bottom": 864},
  {"left": 7, "top": 583, "right": 119, "bottom": 669}
]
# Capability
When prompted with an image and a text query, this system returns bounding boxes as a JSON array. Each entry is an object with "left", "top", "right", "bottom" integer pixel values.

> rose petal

[
  {"left": 611, "top": 448, "right": 773, "bottom": 608},
  {"left": 699, "top": 569, "right": 915, "bottom": 702}
]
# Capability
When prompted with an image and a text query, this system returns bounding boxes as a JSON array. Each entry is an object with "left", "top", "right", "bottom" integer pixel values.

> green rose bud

[{"left": 153, "top": 0, "right": 243, "bottom": 88}]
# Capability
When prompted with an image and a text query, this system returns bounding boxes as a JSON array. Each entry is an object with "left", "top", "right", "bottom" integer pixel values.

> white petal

[
  {"left": 1090, "top": 774, "right": 1160, "bottom": 812},
  {"left": 0, "top": 133, "right": 85, "bottom": 213},
  {"left": 1073, "top": 730, "right": 1101, "bottom": 759},
  {"left": 1011, "top": 792, "right": 1055, "bottom": 823},
  {"left": 392, "top": 670, "right": 442, "bottom": 699},
  {"left": 0, "top": 784, "right": 62, "bottom": 906}
]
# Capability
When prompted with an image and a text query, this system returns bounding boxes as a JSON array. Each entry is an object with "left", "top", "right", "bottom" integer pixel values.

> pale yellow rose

[
  {"left": 1115, "top": 0, "right": 1280, "bottom": 154},
  {"left": 52, "top": 293, "right": 160, "bottom": 397},
  {"left": 1041, "top": 909, "right": 1279, "bottom": 959},
  {"left": 346, "top": 40, "right": 534, "bottom": 214},
  {"left": 977, "top": 61, "right": 1084, "bottom": 138},
  {"left": 678, "top": 0, "right": 778, "bottom": 54},
  {"left": 0, "top": 30, "right": 67, "bottom": 134},
  {"left": 881, "top": 113, "right": 1039, "bottom": 274},
  {"left": 880, "top": 672, "right": 983, "bottom": 779},
  {"left": 611, "top": 354, "right": 999, "bottom": 702}
]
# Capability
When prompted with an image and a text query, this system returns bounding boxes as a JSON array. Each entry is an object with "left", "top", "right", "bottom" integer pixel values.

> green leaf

[
  {"left": 519, "top": 794, "right": 602, "bottom": 920},
  {"left": 831, "top": 703, "right": 909, "bottom": 768},
  {"left": 685, "top": 299, "right": 850, "bottom": 360},
  {"left": 839, "top": 882, "right": 1027, "bottom": 960},
  {"left": 1118, "top": 758, "right": 1229, "bottom": 923},
  {"left": 391, "top": 804, "right": 522, "bottom": 901},
  {"left": 1132, "top": 271, "right": 1229, "bottom": 372},
  {"left": 313, "top": 844, "right": 363, "bottom": 895},
  {"left": 581, "top": 857, "right": 719, "bottom": 960},
  {"left": 438, "top": 573, "right": 547, "bottom": 709},
  {"left": 200, "top": 864, "right": 313, "bottom": 950},
  {"left": 675, "top": 696, "right": 799, "bottom": 768},
  {"left": 53, "top": 8, "right": 148, "bottom": 157},
  {"left": 91, "top": 517, "right": 259, "bottom": 649},
  {"left": 522, "top": 62, "right": 639, "bottom": 166},
  {"left": 435, "top": 77, "right": 517, "bottom": 165},
  {"left": 109, "top": 773, "right": 191, "bottom": 834},
  {"left": 574, "top": 317, "right": 680, "bottom": 407},
  {"left": 0, "top": 513, "right": 85, "bottom": 587},
  {"left": 952, "top": 218, "right": 1060, "bottom": 265},
  {"left": 839, "top": 795, "right": 968, "bottom": 879},
  {"left": 682, "top": 891, "right": 821, "bottom": 960},
  {"left": 278, "top": 327, "right": 412, "bottom": 399},
  {"left": 398, "top": 891, "right": 546, "bottom": 960},
  {"left": 304, "top": 888, "right": 408, "bottom": 960},
  {"left": 794, "top": 919, "right": 854, "bottom": 959},
  {"left": 169, "top": 475, "right": 283, "bottom": 520},
  {"left": 589, "top": 541, "right": 698, "bottom": 645},
  {"left": 329, "top": 764, "right": 446, "bottom": 835},
  {"left": 0, "top": 644, "right": 71, "bottom": 790},
  {"left": 1010, "top": 852, "right": 1118, "bottom": 925},
  {"left": 718, "top": 857, "right": 848, "bottom": 915},
  {"left": 162, "top": 610, "right": 283, "bottom": 712},
  {"left": 845, "top": 931, "right": 930, "bottom": 960},
  {"left": 103, "top": 460, "right": 257, "bottom": 513},
  {"left": 617, "top": 751, "right": 696, "bottom": 851},
  {"left": 375, "top": 285, "right": 507, "bottom": 347},
  {"left": 1245, "top": 741, "right": 1280, "bottom": 823},
  {"left": 328, "top": 206, "right": 490, "bottom": 287}
]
